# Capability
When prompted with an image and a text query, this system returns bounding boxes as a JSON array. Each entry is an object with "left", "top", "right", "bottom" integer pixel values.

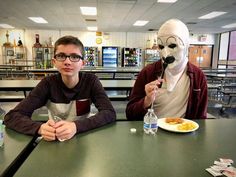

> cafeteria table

[
  {"left": 0, "top": 79, "right": 135, "bottom": 92},
  {"left": 202, "top": 68, "right": 236, "bottom": 74},
  {"left": 0, "top": 64, "right": 34, "bottom": 79},
  {"left": 0, "top": 79, "right": 135, "bottom": 100},
  {"left": 205, "top": 73, "right": 236, "bottom": 111},
  {"left": 205, "top": 73, "right": 236, "bottom": 80},
  {"left": 0, "top": 66, "right": 13, "bottom": 78},
  {"left": 26, "top": 67, "right": 141, "bottom": 79},
  {"left": 0, "top": 128, "right": 34, "bottom": 176},
  {"left": 14, "top": 119, "right": 236, "bottom": 177}
]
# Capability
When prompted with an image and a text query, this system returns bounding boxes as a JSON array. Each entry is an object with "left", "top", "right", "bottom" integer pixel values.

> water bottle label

[
  {"left": 0, "top": 132, "right": 3, "bottom": 147},
  {"left": 151, "top": 123, "right": 158, "bottom": 128},
  {"left": 144, "top": 123, "right": 150, "bottom": 129},
  {"left": 0, "top": 121, "right": 3, "bottom": 147}
]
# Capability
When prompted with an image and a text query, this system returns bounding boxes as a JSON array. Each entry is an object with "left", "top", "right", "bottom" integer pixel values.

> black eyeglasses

[{"left": 54, "top": 53, "right": 83, "bottom": 62}]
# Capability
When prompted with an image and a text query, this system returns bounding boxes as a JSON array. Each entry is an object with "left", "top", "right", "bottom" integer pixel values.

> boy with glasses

[{"left": 4, "top": 35, "right": 116, "bottom": 141}]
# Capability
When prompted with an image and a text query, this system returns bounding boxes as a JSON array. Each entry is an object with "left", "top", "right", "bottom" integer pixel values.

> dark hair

[{"left": 54, "top": 35, "right": 84, "bottom": 56}]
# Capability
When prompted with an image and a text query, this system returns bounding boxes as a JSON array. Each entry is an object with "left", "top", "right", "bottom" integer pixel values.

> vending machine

[
  {"left": 84, "top": 47, "right": 98, "bottom": 66},
  {"left": 144, "top": 49, "right": 160, "bottom": 66},
  {"left": 122, "top": 48, "right": 142, "bottom": 67},
  {"left": 102, "top": 47, "right": 121, "bottom": 67}
]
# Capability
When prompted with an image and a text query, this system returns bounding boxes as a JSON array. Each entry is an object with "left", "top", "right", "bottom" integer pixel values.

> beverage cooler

[
  {"left": 144, "top": 49, "right": 160, "bottom": 66},
  {"left": 84, "top": 47, "right": 98, "bottom": 66},
  {"left": 102, "top": 47, "right": 121, "bottom": 67},
  {"left": 122, "top": 48, "right": 142, "bottom": 67}
]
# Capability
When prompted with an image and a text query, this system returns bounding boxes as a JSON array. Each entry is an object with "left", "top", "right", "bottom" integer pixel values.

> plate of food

[{"left": 158, "top": 117, "right": 199, "bottom": 133}]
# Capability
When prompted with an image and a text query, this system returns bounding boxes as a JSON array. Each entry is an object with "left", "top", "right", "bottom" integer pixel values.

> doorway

[{"left": 188, "top": 45, "right": 213, "bottom": 68}]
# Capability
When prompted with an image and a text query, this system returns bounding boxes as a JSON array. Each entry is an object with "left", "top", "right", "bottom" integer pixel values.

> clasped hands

[
  {"left": 144, "top": 78, "right": 164, "bottom": 108},
  {"left": 38, "top": 119, "right": 77, "bottom": 141}
]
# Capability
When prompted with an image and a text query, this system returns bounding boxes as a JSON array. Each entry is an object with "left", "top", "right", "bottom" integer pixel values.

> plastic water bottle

[
  {"left": 143, "top": 112, "right": 151, "bottom": 134},
  {"left": 0, "top": 120, "right": 4, "bottom": 147},
  {"left": 143, "top": 108, "right": 158, "bottom": 135}
]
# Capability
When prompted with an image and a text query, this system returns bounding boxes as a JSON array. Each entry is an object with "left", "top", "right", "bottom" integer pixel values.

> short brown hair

[{"left": 54, "top": 36, "right": 84, "bottom": 57}]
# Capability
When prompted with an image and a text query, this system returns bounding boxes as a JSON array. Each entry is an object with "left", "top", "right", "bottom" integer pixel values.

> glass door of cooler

[
  {"left": 102, "top": 47, "right": 118, "bottom": 67},
  {"left": 122, "top": 48, "right": 142, "bottom": 67},
  {"left": 84, "top": 47, "right": 98, "bottom": 66},
  {"left": 136, "top": 48, "right": 142, "bottom": 67}
]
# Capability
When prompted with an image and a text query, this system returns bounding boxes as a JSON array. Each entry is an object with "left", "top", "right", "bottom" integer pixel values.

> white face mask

[
  {"left": 157, "top": 35, "right": 187, "bottom": 73},
  {"left": 156, "top": 19, "right": 189, "bottom": 91}
]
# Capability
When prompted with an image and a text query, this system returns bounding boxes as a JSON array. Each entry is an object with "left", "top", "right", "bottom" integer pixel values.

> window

[
  {"left": 228, "top": 31, "right": 236, "bottom": 60},
  {"left": 219, "top": 32, "right": 229, "bottom": 60}
]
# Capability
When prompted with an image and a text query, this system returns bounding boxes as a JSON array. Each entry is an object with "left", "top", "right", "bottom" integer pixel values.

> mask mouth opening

[
  {"left": 162, "top": 56, "right": 175, "bottom": 69},
  {"left": 163, "top": 56, "right": 175, "bottom": 65},
  {"left": 162, "top": 56, "right": 176, "bottom": 74}
]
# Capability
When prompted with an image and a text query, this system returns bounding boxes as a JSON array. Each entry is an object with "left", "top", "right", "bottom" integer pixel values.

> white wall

[
  {"left": 189, "top": 33, "right": 215, "bottom": 45},
  {"left": 0, "top": 29, "right": 216, "bottom": 65}
]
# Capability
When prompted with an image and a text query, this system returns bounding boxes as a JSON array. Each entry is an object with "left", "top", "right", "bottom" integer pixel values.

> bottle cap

[
  {"left": 148, "top": 108, "right": 154, "bottom": 112},
  {"left": 130, "top": 128, "right": 137, "bottom": 133}
]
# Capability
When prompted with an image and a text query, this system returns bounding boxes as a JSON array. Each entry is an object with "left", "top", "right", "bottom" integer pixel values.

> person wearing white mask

[{"left": 126, "top": 19, "right": 208, "bottom": 120}]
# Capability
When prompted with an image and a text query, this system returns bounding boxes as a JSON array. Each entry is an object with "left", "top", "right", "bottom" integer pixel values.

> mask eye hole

[
  {"left": 168, "top": 44, "right": 177, "bottom": 49},
  {"left": 158, "top": 44, "right": 164, "bottom": 50}
]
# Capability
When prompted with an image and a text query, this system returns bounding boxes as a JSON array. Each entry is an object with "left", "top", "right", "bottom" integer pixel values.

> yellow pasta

[{"left": 177, "top": 122, "right": 196, "bottom": 131}]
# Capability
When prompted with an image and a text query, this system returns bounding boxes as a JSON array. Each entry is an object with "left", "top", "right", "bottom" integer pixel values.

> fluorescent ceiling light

[
  {"left": 87, "top": 26, "right": 97, "bottom": 31},
  {"left": 28, "top": 17, "right": 48, "bottom": 23},
  {"left": 80, "top": 7, "right": 97, "bottom": 16},
  {"left": 157, "top": 0, "right": 177, "bottom": 3},
  {"left": 0, "top": 24, "right": 14, "bottom": 28},
  {"left": 133, "top": 20, "right": 149, "bottom": 26},
  {"left": 222, "top": 23, "right": 236, "bottom": 29},
  {"left": 198, "top": 11, "right": 227, "bottom": 19}
]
